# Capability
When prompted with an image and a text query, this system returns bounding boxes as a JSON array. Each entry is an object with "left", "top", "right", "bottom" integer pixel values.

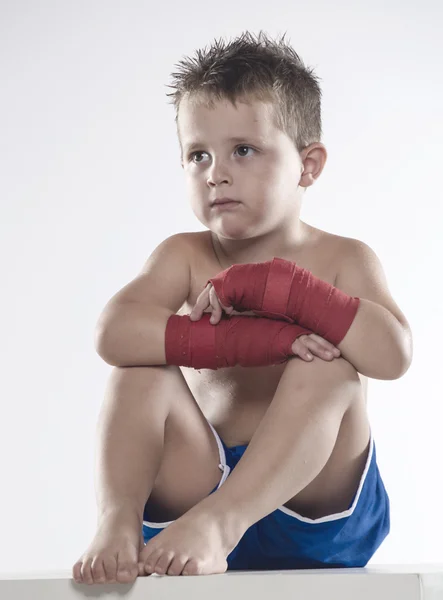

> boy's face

[{"left": 178, "top": 95, "right": 306, "bottom": 240}]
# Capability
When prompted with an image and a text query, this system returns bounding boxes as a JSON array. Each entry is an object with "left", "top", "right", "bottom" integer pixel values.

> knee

[
  {"left": 111, "top": 364, "right": 180, "bottom": 378},
  {"left": 108, "top": 364, "right": 184, "bottom": 395},
  {"left": 283, "top": 357, "right": 362, "bottom": 419},
  {"left": 284, "top": 356, "right": 361, "bottom": 398}
]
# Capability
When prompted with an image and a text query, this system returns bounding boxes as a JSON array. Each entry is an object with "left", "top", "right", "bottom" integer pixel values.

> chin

[
  {"left": 194, "top": 215, "right": 244, "bottom": 238},
  {"left": 216, "top": 228, "right": 256, "bottom": 240}
]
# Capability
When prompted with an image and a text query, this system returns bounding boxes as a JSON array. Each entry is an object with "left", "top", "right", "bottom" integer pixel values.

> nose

[{"left": 207, "top": 160, "right": 232, "bottom": 187}]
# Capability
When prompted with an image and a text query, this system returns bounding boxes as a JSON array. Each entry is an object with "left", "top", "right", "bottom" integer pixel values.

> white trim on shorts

[
  {"left": 277, "top": 430, "right": 374, "bottom": 524},
  {"left": 142, "top": 422, "right": 231, "bottom": 530},
  {"left": 143, "top": 423, "right": 374, "bottom": 528}
]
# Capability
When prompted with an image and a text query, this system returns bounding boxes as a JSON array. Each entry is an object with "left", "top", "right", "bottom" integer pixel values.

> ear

[{"left": 299, "top": 143, "right": 328, "bottom": 188}]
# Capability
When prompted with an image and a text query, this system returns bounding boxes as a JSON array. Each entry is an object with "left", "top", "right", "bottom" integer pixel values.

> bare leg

[
  {"left": 136, "top": 357, "right": 370, "bottom": 576},
  {"left": 72, "top": 365, "right": 222, "bottom": 585}
]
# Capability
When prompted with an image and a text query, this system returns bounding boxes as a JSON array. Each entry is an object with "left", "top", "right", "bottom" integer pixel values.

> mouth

[{"left": 210, "top": 198, "right": 241, "bottom": 207}]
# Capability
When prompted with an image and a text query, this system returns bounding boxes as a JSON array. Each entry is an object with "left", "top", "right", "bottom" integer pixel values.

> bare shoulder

[
  {"left": 162, "top": 231, "right": 210, "bottom": 269},
  {"left": 174, "top": 231, "right": 214, "bottom": 267},
  {"left": 330, "top": 232, "right": 392, "bottom": 298},
  {"left": 168, "top": 231, "right": 204, "bottom": 250},
  {"left": 333, "top": 233, "right": 411, "bottom": 331},
  {"left": 308, "top": 227, "right": 357, "bottom": 257},
  {"left": 299, "top": 225, "right": 347, "bottom": 281},
  {"left": 328, "top": 231, "right": 393, "bottom": 269},
  {"left": 333, "top": 232, "right": 388, "bottom": 286},
  {"left": 333, "top": 233, "right": 377, "bottom": 260},
  {"left": 310, "top": 230, "right": 380, "bottom": 283}
]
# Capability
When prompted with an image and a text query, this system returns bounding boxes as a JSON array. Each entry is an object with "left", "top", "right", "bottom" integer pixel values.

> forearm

[
  {"left": 97, "top": 306, "right": 311, "bottom": 369},
  {"left": 96, "top": 303, "right": 170, "bottom": 366},
  {"left": 209, "top": 259, "right": 411, "bottom": 380},
  {"left": 336, "top": 299, "right": 411, "bottom": 380}
]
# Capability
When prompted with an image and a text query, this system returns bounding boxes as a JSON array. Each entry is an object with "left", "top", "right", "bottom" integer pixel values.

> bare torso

[
  {"left": 175, "top": 225, "right": 371, "bottom": 519},
  {"left": 177, "top": 226, "right": 368, "bottom": 446}
]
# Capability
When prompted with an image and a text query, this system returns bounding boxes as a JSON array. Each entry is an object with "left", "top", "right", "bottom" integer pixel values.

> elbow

[
  {"left": 356, "top": 349, "right": 412, "bottom": 381},
  {"left": 94, "top": 326, "right": 120, "bottom": 366},
  {"left": 393, "top": 349, "right": 413, "bottom": 380},
  {"left": 393, "top": 327, "right": 413, "bottom": 379},
  {"left": 383, "top": 322, "right": 413, "bottom": 380},
  {"left": 385, "top": 344, "right": 413, "bottom": 380}
]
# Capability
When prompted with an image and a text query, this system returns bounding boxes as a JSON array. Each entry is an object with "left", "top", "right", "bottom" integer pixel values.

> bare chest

[{"left": 177, "top": 231, "right": 367, "bottom": 447}]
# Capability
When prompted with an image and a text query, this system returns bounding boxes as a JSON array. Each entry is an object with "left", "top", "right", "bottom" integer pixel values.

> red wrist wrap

[
  {"left": 209, "top": 258, "right": 360, "bottom": 346},
  {"left": 165, "top": 313, "right": 312, "bottom": 369}
]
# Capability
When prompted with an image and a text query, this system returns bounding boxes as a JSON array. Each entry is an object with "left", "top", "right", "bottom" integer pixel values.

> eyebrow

[{"left": 184, "top": 136, "right": 264, "bottom": 153}]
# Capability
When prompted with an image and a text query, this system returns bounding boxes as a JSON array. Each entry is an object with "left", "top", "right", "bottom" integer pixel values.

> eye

[
  {"left": 189, "top": 151, "right": 207, "bottom": 164},
  {"left": 236, "top": 145, "right": 254, "bottom": 157},
  {"left": 189, "top": 145, "right": 255, "bottom": 164}
]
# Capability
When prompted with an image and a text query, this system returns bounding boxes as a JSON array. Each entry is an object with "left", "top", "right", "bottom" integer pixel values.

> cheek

[
  {"left": 185, "top": 176, "right": 205, "bottom": 206},
  {"left": 187, "top": 189, "right": 212, "bottom": 225},
  {"left": 186, "top": 173, "right": 208, "bottom": 197},
  {"left": 251, "top": 160, "right": 280, "bottom": 185},
  {"left": 185, "top": 174, "right": 199, "bottom": 190},
  {"left": 266, "top": 161, "right": 297, "bottom": 193},
  {"left": 247, "top": 165, "right": 284, "bottom": 206}
]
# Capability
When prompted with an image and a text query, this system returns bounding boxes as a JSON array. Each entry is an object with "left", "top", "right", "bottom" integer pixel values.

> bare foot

[
  {"left": 72, "top": 506, "right": 144, "bottom": 585},
  {"left": 138, "top": 510, "right": 235, "bottom": 576}
]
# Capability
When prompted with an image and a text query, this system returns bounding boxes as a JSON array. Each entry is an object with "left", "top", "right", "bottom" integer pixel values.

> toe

[
  {"left": 138, "top": 543, "right": 153, "bottom": 562},
  {"left": 81, "top": 559, "right": 94, "bottom": 585},
  {"left": 142, "top": 548, "right": 162, "bottom": 574},
  {"left": 72, "top": 561, "right": 83, "bottom": 583},
  {"left": 183, "top": 558, "right": 202, "bottom": 576},
  {"left": 154, "top": 551, "right": 175, "bottom": 575},
  {"left": 91, "top": 558, "right": 106, "bottom": 584},
  {"left": 102, "top": 556, "right": 118, "bottom": 583},
  {"left": 116, "top": 553, "right": 138, "bottom": 583},
  {"left": 167, "top": 555, "right": 188, "bottom": 576}
]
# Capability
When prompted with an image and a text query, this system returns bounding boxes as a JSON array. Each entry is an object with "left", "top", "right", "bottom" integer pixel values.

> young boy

[{"left": 72, "top": 31, "right": 413, "bottom": 584}]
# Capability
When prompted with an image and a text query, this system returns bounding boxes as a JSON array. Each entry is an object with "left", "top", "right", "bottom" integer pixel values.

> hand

[
  {"left": 189, "top": 283, "right": 341, "bottom": 363},
  {"left": 189, "top": 283, "right": 341, "bottom": 362},
  {"left": 190, "top": 282, "right": 246, "bottom": 323},
  {"left": 292, "top": 333, "right": 341, "bottom": 362}
]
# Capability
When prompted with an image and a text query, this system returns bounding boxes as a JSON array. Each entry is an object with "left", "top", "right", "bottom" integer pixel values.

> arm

[
  {"left": 332, "top": 239, "right": 413, "bottom": 379},
  {"left": 95, "top": 233, "right": 193, "bottom": 367},
  {"left": 95, "top": 233, "right": 312, "bottom": 369},
  {"left": 209, "top": 240, "right": 413, "bottom": 380}
]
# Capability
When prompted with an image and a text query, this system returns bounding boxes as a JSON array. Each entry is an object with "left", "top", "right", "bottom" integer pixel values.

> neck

[{"left": 210, "top": 219, "right": 311, "bottom": 269}]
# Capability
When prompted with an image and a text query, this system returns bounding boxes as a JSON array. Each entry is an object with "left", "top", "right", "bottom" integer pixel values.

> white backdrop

[{"left": 1, "top": 0, "right": 441, "bottom": 575}]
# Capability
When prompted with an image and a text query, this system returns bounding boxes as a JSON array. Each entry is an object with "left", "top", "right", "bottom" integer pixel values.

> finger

[
  {"left": 209, "top": 286, "right": 222, "bottom": 324},
  {"left": 208, "top": 283, "right": 233, "bottom": 318},
  {"left": 307, "top": 333, "right": 340, "bottom": 356},
  {"left": 190, "top": 286, "right": 211, "bottom": 320},
  {"left": 303, "top": 338, "right": 335, "bottom": 360},
  {"left": 220, "top": 300, "right": 234, "bottom": 314},
  {"left": 291, "top": 339, "right": 314, "bottom": 361}
]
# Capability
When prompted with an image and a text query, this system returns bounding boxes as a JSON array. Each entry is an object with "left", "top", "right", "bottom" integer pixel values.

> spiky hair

[{"left": 166, "top": 30, "right": 323, "bottom": 154}]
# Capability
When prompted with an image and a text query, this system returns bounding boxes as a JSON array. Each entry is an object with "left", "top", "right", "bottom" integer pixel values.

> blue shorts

[{"left": 142, "top": 422, "right": 390, "bottom": 571}]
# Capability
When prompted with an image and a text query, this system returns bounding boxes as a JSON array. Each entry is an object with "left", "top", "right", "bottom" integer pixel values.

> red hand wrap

[
  {"left": 165, "top": 313, "right": 312, "bottom": 369},
  {"left": 208, "top": 258, "right": 360, "bottom": 346}
]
